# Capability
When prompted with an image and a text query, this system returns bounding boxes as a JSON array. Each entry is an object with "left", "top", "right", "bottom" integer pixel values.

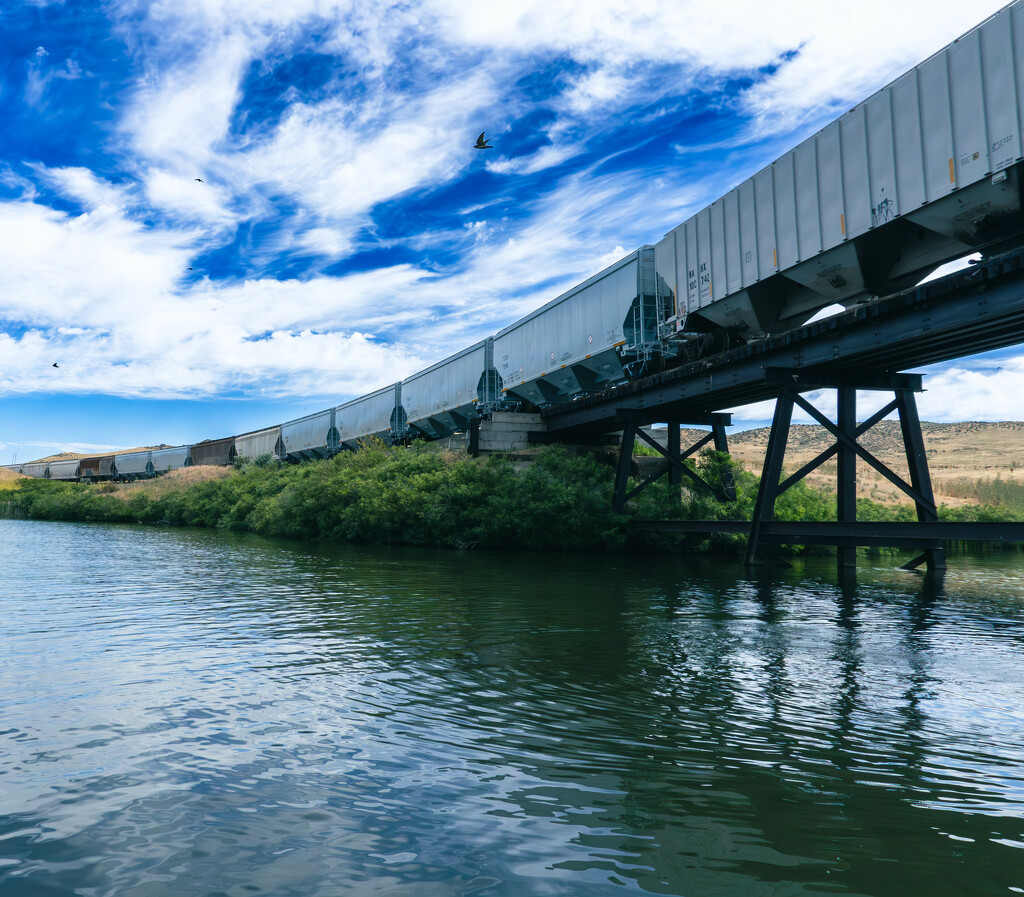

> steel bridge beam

[
  {"left": 612, "top": 417, "right": 733, "bottom": 514},
  {"left": 542, "top": 249, "right": 1024, "bottom": 433},
  {"left": 633, "top": 520, "right": 1024, "bottom": 545},
  {"left": 741, "top": 370, "right": 945, "bottom": 570}
]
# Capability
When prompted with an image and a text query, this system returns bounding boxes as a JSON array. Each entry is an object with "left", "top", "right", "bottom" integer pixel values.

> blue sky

[{"left": 0, "top": 0, "right": 1016, "bottom": 463}]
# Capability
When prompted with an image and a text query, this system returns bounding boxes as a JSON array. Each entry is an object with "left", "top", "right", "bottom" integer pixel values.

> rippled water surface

[{"left": 2, "top": 519, "right": 1024, "bottom": 896}]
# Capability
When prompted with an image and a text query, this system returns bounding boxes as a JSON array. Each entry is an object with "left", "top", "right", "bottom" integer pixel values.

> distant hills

[{"left": 684, "top": 421, "right": 1024, "bottom": 507}]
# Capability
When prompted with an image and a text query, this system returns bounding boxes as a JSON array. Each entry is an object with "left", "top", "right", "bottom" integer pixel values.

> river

[{"left": 1, "top": 519, "right": 1022, "bottom": 896}]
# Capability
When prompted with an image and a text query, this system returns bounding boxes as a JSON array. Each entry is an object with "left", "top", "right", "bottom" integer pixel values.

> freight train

[{"left": 6, "top": 1, "right": 1024, "bottom": 482}]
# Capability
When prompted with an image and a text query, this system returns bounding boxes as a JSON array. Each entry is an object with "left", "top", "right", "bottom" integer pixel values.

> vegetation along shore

[{"left": 2, "top": 438, "right": 1019, "bottom": 556}]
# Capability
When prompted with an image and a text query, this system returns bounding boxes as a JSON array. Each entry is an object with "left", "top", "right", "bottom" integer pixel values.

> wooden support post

[
  {"left": 745, "top": 387, "right": 795, "bottom": 566},
  {"left": 836, "top": 386, "right": 857, "bottom": 568}
]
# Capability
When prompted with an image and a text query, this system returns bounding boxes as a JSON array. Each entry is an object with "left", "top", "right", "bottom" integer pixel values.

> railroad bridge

[
  {"left": 9, "top": 2, "right": 1024, "bottom": 573},
  {"left": 499, "top": 248, "right": 1024, "bottom": 571}
]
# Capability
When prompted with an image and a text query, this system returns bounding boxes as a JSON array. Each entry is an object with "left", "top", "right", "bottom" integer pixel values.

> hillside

[
  {"left": 681, "top": 421, "right": 1024, "bottom": 507},
  {"left": 24, "top": 446, "right": 167, "bottom": 464}
]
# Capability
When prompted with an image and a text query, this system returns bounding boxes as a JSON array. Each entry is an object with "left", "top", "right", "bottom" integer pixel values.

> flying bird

[
  {"left": 473, "top": 132, "right": 492, "bottom": 150},
  {"left": 195, "top": 178, "right": 204, "bottom": 183},
  {"left": 187, "top": 267, "right": 195, "bottom": 271},
  {"left": 52, "top": 363, "right": 58, "bottom": 368}
]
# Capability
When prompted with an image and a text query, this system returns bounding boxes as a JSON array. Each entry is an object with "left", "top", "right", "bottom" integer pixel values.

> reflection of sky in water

[{"left": 1, "top": 520, "right": 1022, "bottom": 896}]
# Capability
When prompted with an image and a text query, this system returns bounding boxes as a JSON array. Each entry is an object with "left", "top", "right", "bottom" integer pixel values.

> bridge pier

[
  {"left": 612, "top": 411, "right": 733, "bottom": 514},
  {"left": 745, "top": 368, "right": 945, "bottom": 571}
]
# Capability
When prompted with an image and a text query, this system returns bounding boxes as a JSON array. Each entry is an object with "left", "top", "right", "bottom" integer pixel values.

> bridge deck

[{"left": 542, "top": 248, "right": 1024, "bottom": 431}]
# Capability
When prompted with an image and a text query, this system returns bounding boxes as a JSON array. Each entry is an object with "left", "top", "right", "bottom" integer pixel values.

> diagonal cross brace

[
  {"left": 777, "top": 398, "right": 898, "bottom": 494},
  {"left": 790, "top": 392, "right": 937, "bottom": 514},
  {"left": 620, "top": 426, "right": 730, "bottom": 507}
]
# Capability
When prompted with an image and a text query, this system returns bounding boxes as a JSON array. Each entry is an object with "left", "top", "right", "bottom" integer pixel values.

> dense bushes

[
  {"left": 3, "top": 442, "right": 1018, "bottom": 554},
  {"left": 4, "top": 444, "right": 634, "bottom": 552}
]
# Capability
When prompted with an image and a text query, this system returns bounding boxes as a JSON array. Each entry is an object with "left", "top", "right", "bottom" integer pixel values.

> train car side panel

[
  {"left": 151, "top": 445, "right": 190, "bottom": 473},
  {"left": 235, "top": 426, "right": 282, "bottom": 460},
  {"left": 654, "top": 232, "right": 678, "bottom": 319},
  {"left": 724, "top": 189, "right": 743, "bottom": 295},
  {"left": 115, "top": 451, "right": 151, "bottom": 476},
  {"left": 683, "top": 218, "right": 699, "bottom": 314},
  {"left": 281, "top": 409, "right": 335, "bottom": 458},
  {"left": 981, "top": 14, "right": 1020, "bottom": 173},
  {"left": 794, "top": 138, "right": 822, "bottom": 261},
  {"left": 864, "top": 89, "right": 899, "bottom": 227},
  {"left": 738, "top": 179, "right": 758, "bottom": 287},
  {"left": 753, "top": 168, "right": 776, "bottom": 278},
  {"left": 1014, "top": 3, "right": 1024, "bottom": 157},
  {"left": 919, "top": 53, "right": 956, "bottom": 201},
  {"left": 948, "top": 29, "right": 989, "bottom": 188},
  {"left": 336, "top": 385, "right": 398, "bottom": 447},
  {"left": 47, "top": 459, "right": 80, "bottom": 480},
  {"left": 892, "top": 70, "right": 927, "bottom": 211},
  {"left": 709, "top": 200, "right": 726, "bottom": 304},
  {"left": 190, "top": 437, "right": 236, "bottom": 466},
  {"left": 840, "top": 107, "right": 872, "bottom": 239},
  {"left": 817, "top": 122, "right": 845, "bottom": 250},
  {"left": 772, "top": 154, "right": 799, "bottom": 270}
]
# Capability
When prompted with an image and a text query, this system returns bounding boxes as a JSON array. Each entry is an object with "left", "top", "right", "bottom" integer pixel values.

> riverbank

[{"left": 1, "top": 442, "right": 1017, "bottom": 553}]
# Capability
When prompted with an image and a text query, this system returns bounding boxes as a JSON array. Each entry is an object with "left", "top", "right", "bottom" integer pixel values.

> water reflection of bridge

[
  {"left": 540, "top": 249, "right": 1024, "bottom": 570},
  {"left": 299, "top": 546, "right": 1024, "bottom": 896}
]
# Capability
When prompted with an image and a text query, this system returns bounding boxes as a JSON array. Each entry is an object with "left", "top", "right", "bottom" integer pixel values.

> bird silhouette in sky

[
  {"left": 195, "top": 178, "right": 204, "bottom": 183},
  {"left": 473, "top": 132, "right": 492, "bottom": 149},
  {"left": 52, "top": 363, "right": 58, "bottom": 368},
  {"left": 187, "top": 267, "right": 195, "bottom": 271}
]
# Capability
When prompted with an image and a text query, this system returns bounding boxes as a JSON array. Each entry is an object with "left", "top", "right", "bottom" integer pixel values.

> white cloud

[
  {"left": 144, "top": 170, "right": 238, "bottom": 228},
  {"left": 918, "top": 362, "right": 1024, "bottom": 422},
  {"left": 122, "top": 34, "right": 252, "bottom": 171},
  {"left": 39, "top": 166, "right": 130, "bottom": 212},
  {"left": 4, "top": 0, "right": 1019, "bottom": 432},
  {"left": 486, "top": 143, "right": 578, "bottom": 176},
  {"left": 564, "top": 68, "right": 632, "bottom": 115}
]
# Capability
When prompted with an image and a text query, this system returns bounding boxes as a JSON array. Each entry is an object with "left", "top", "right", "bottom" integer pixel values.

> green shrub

[{"left": 3, "top": 442, "right": 1019, "bottom": 555}]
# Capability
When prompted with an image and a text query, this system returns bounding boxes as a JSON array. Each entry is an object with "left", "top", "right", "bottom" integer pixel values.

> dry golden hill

[
  {"left": 680, "top": 421, "right": 1024, "bottom": 506},
  {"left": 27, "top": 446, "right": 168, "bottom": 464}
]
